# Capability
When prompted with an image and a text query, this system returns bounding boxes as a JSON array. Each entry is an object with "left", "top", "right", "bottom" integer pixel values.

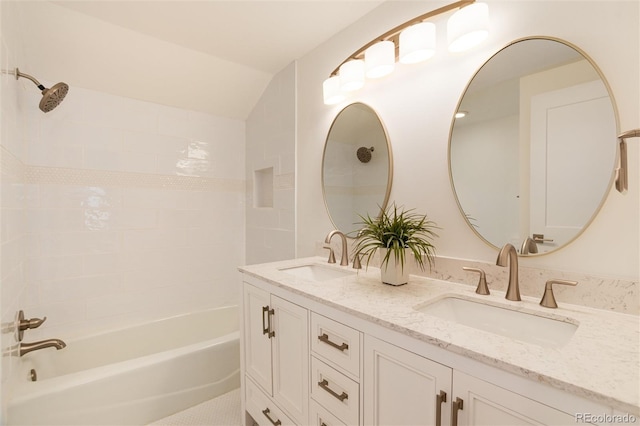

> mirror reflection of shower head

[
  {"left": 356, "top": 146, "right": 374, "bottom": 163},
  {"left": 15, "top": 68, "right": 69, "bottom": 113}
]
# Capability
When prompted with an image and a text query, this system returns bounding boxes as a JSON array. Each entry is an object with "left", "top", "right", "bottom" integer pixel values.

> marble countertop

[{"left": 239, "top": 257, "right": 640, "bottom": 415}]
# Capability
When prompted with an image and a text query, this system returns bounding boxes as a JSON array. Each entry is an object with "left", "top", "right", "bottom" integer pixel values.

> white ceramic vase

[{"left": 380, "top": 249, "right": 409, "bottom": 286}]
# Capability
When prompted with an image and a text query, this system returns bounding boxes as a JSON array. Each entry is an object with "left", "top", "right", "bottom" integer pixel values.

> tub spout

[{"left": 20, "top": 338, "right": 67, "bottom": 357}]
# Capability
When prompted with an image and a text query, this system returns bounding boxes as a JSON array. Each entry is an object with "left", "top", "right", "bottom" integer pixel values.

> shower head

[
  {"left": 356, "top": 146, "right": 374, "bottom": 163},
  {"left": 15, "top": 68, "right": 69, "bottom": 113}
]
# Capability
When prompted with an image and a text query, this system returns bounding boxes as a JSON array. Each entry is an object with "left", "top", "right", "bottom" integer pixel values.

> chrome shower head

[
  {"left": 356, "top": 146, "right": 374, "bottom": 163},
  {"left": 15, "top": 68, "right": 69, "bottom": 113}
]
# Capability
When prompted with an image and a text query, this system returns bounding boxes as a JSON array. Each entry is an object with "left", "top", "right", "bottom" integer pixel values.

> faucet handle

[
  {"left": 323, "top": 245, "right": 336, "bottom": 264},
  {"left": 463, "top": 267, "right": 489, "bottom": 295},
  {"left": 539, "top": 279, "right": 577, "bottom": 308},
  {"left": 17, "top": 310, "right": 47, "bottom": 341},
  {"left": 352, "top": 253, "right": 362, "bottom": 269}
]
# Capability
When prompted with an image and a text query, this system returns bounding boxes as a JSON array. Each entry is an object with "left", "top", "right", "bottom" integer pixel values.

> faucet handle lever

[
  {"left": 463, "top": 267, "right": 489, "bottom": 295},
  {"left": 17, "top": 310, "right": 47, "bottom": 341},
  {"left": 539, "top": 279, "right": 577, "bottom": 308},
  {"left": 323, "top": 245, "right": 336, "bottom": 264}
]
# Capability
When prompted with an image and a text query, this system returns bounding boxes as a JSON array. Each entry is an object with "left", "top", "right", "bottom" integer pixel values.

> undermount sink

[
  {"left": 415, "top": 296, "right": 578, "bottom": 348},
  {"left": 279, "top": 264, "right": 355, "bottom": 282}
]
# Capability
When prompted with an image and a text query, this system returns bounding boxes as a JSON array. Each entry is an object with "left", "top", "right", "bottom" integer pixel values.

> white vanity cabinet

[
  {"left": 364, "top": 337, "right": 587, "bottom": 426},
  {"left": 364, "top": 335, "right": 452, "bottom": 426},
  {"left": 243, "top": 282, "right": 309, "bottom": 425},
  {"left": 452, "top": 371, "right": 578, "bottom": 426},
  {"left": 240, "top": 267, "right": 626, "bottom": 426}
]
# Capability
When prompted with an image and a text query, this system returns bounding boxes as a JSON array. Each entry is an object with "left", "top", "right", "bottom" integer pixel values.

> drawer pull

[
  {"left": 435, "top": 390, "right": 447, "bottom": 426},
  {"left": 318, "top": 333, "right": 349, "bottom": 352},
  {"left": 451, "top": 397, "right": 463, "bottom": 426},
  {"left": 262, "top": 306, "right": 275, "bottom": 338},
  {"left": 318, "top": 378, "right": 348, "bottom": 402},
  {"left": 262, "top": 408, "right": 282, "bottom": 426}
]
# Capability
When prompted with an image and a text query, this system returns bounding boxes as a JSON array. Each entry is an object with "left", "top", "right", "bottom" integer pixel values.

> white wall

[
  {"left": 297, "top": 0, "right": 639, "bottom": 280},
  {"left": 245, "top": 63, "right": 296, "bottom": 264}
]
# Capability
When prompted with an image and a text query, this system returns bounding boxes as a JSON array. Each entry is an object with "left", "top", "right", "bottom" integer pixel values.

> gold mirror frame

[
  {"left": 322, "top": 102, "right": 394, "bottom": 236},
  {"left": 448, "top": 36, "right": 620, "bottom": 256}
]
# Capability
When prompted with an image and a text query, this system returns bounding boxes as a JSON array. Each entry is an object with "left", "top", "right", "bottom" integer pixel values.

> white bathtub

[{"left": 8, "top": 306, "right": 240, "bottom": 425}]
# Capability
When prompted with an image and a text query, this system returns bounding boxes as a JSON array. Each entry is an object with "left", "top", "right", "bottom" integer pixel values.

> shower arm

[
  {"left": 15, "top": 68, "right": 46, "bottom": 91},
  {"left": 615, "top": 128, "right": 640, "bottom": 194}
]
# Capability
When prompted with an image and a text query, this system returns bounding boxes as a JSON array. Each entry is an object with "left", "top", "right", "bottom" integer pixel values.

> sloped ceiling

[{"left": 20, "top": 1, "right": 383, "bottom": 120}]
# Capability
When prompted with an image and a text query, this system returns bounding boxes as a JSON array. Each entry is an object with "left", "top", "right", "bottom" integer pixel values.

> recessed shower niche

[{"left": 253, "top": 167, "right": 274, "bottom": 208}]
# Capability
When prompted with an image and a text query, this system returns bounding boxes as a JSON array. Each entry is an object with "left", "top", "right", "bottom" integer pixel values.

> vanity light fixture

[
  {"left": 615, "top": 128, "right": 640, "bottom": 193},
  {"left": 323, "top": 0, "right": 489, "bottom": 105}
]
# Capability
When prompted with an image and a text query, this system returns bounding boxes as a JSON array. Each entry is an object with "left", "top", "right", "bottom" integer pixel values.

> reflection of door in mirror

[
  {"left": 323, "top": 103, "right": 393, "bottom": 236},
  {"left": 449, "top": 38, "right": 618, "bottom": 255},
  {"left": 529, "top": 79, "right": 616, "bottom": 252}
]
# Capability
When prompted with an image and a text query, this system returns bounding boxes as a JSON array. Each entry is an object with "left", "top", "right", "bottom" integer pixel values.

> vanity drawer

[
  {"left": 245, "top": 376, "right": 296, "bottom": 426},
  {"left": 309, "top": 399, "right": 346, "bottom": 426},
  {"left": 311, "top": 356, "right": 359, "bottom": 426},
  {"left": 311, "top": 312, "right": 361, "bottom": 378}
]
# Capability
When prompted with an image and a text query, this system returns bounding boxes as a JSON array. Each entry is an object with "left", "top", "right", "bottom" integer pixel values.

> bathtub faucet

[{"left": 19, "top": 338, "right": 67, "bottom": 357}]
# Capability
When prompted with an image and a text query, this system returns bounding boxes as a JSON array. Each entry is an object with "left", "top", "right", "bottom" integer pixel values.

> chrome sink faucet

[
  {"left": 496, "top": 243, "right": 521, "bottom": 301},
  {"left": 325, "top": 230, "right": 349, "bottom": 266},
  {"left": 20, "top": 338, "right": 66, "bottom": 357}
]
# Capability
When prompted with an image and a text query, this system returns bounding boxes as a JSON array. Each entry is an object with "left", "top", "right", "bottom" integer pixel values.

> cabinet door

[
  {"left": 271, "top": 295, "right": 309, "bottom": 424},
  {"left": 243, "top": 283, "right": 273, "bottom": 394},
  {"left": 453, "top": 370, "right": 579, "bottom": 425},
  {"left": 364, "top": 335, "right": 452, "bottom": 426}
]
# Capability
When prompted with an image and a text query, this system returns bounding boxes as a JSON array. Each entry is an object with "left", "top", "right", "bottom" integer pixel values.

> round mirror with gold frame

[
  {"left": 322, "top": 102, "right": 393, "bottom": 236},
  {"left": 449, "top": 37, "right": 618, "bottom": 255}
]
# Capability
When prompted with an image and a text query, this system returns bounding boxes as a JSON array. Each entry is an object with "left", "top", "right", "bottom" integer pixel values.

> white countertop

[{"left": 239, "top": 256, "right": 640, "bottom": 415}]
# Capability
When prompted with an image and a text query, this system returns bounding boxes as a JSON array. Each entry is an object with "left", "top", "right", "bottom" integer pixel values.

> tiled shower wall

[
  {"left": 1, "top": 0, "right": 29, "bottom": 415},
  {"left": 20, "top": 86, "right": 245, "bottom": 341},
  {"left": 245, "top": 63, "right": 296, "bottom": 264}
]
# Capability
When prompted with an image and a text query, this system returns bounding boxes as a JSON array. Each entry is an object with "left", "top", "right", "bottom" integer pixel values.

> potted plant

[{"left": 353, "top": 203, "right": 439, "bottom": 286}]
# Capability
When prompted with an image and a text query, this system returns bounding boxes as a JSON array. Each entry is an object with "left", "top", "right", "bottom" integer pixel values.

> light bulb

[
  {"left": 339, "top": 60, "right": 365, "bottom": 92},
  {"left": 399, "top": 22, "right": 436, "bottom": 64},
  {"left": 448, "top": 2, "right": 489, "bottom": 53},
  {"left": 365, "top": 40, "right": 395, "bottom": 78},
  {"left": 323, "top": 76, "right": 345, "bottom": 105}
]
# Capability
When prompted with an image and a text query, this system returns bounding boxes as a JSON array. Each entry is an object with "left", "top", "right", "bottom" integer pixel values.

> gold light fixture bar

[{"left": 329, "top": 0, "right": 475, "bottom": 77}]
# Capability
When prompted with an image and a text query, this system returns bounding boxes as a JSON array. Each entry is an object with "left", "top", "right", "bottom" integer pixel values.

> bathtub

[{"left": 8, "top": 306, "right": 240, "bottom": 426}]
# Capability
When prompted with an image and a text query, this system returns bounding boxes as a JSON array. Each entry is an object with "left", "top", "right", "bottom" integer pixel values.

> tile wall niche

[
  {"left": 19, "top": 85, "right": 246, "bottom": 341},
  {"left": 245, "top": 63, "right": 296, "bottom": 264}
]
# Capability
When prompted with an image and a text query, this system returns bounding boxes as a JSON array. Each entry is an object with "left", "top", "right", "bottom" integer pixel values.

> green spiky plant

[{"left": 353, "top": 203, "right": 439, "bottom": 272}]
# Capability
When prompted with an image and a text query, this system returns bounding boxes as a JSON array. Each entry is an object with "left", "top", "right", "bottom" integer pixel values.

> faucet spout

[
  {"left": 20, "top": 338, "right": 67, "bottom": 357},
  {"left": 496, "top": 243, "right": 521, "bottom": 301},
  {"left": 325, "top": 230, "right": 349, "bottom": 266}
]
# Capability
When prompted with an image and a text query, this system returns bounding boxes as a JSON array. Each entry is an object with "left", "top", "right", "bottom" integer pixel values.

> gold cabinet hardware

[
  {"left": 317, "top": 333, "right": 349, "bottom": 352},
  {"left": 318, "top": 379, "right": 349, "bottom": 402},
  {"left": 435, "top": 390, "right": 447, "bottom": 426},
  {"left": 451, "top": 397, "right": 464, "bottom": 426},
  {"left": 261, "top": 408, "right": 282, "bottom": 426},
  {"left": 262, "top": 306, "right": 275, "bottom": 338}
]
